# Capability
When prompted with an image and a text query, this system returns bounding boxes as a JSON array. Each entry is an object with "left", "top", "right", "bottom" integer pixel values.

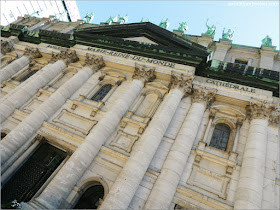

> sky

[{"left": 77, "top": 0, "right": 279, "bottom": 50}]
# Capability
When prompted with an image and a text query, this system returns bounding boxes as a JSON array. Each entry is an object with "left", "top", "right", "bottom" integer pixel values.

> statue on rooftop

[
  {"left": 262, "top": 35, "right": 272, "bottom": 46},
  {"left": 204, "top": 18, "right": 216, "bottom": 36},
  {"left": 141, "top": 17, "right": 149, "bottom": 22},
  {"left": 83, "top": 12, "right": 94, "bottom": 24},
  {"left": 222, "top": 28, "right": 234, "bottom": 40},
  {"left": 118, "top": 15, "right": 128, "bottom": 24},
  {"left": 159, "top": 18, "right": 170, "bottom": 29},
  {"left": 106, "top": 16, "right": 118, "bottom": 25},
  {"left": 178, "top": 22, "right": 188, "bottom": 32}
]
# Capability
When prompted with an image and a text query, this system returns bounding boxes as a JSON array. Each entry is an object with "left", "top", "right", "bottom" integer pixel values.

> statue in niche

[
  {"left": 204, "top": 18, "right": 216, "bottom": 36},
  {"left": 141, "top": 17, "right": 149, "bottom": 22},
  {"left": 159, "top": 18, "right": 170, "bottom": 29},
  {"left": 106, "top": 16, "right": 118, "bottom": 25},
  {"left": 83, "top": 12, "right": 94, "bottom": 24},
  {"left": 262, "top": 35, "right": 272, "bottom": 46},
  {"left": 178, "top": 22, "right": 188, "bottom": 32},
  {"left": 222, "top": 28, "right": 234, "bottom": 40},
  {"left": 118, "top": 15, "right": 128, "bottom": 24}
]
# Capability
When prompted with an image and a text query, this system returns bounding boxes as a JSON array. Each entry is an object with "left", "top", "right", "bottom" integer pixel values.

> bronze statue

[
  {"left": 205, "top": 18, "right": 216, "bottom": 36},
  {"left": 222, "top": 28, "right": 234, "bottom": 40},
  {"left": 159, "top": 18, "right": 170, "bottom": 29},
  {"left": 83, "top": 12, "right": 94, "bottom": 24},
  {"left": 178, "top": 22, "right": 188, "bottom": 32},
  {"left": 262, "top": 35, "right": 272, "bottom": 46}
]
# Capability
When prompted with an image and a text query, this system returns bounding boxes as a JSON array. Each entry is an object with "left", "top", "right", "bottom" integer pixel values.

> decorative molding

[
  {"left": 83, "top": 53, "right": 105, "bottom": 70},
  {"left": 109, "top": 130, "right": 139, "bottom": 153},
  {"left": 192, "top": 85, "right": 217, "bottom": 106},
  {"left": 169, "top": 71, "right": 193, "bottom": 95},
  {"left": 51, "top": 49, "right": 79, "bottom": 65},
  {"left": 132, "top": 63, "right": 156, "bottom": 82},
  {"left": 1, "top": 41, "right": 13, "bottom": 55},
  {"left": 23, "top": 46, "right": 42, "bottom": 58}
]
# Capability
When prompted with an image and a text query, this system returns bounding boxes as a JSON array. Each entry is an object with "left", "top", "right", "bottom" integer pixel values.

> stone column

[
  {"left": 144, "top": 85, "right": 217, "bottom": 209},
  {"left": 0, "top": 47, "right": 41, "bottom": 83},
  {"left": 29, "top": 64, "right": 155, "bottom": 209},
  {"left": 234, "top": 100, "right": 278, "bottom": 209},
  {"left": 0, "top": 49, "right": 78, "bottom": 124},
  {"left": 202, "top": 109, "right": 216, "bottom": 143},
  {"left": 0, "top": 54, "right": 100, "bottom": 166},
  {"left": 100, "top": 72, "right": 194, "bottom": 210}
]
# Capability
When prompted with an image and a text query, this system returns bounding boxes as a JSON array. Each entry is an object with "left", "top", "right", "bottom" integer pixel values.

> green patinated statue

[
  {"left": 178, "top": 22, "right": 188, "bottom": 32},
  {"left": 222, "top": 28, "right": 234, "bottom": 40},
  {"left": 118, "top": 15, "right": 128, "bottom": 24},
  {"left": 159, "top": 18, "right": 170, "bottom": 29},
  {"left": 83, "top": 12, "right": 94, "bottom": 24},
  {"left": 106, "top": 16, "right": 118, "bottom": 25},
  {"left": 262, "top": 35, "right": 272, "bottom": 46},
  {"left": 204, "top": 18, "right": 216, "bottom": 36},
  {"left": 141, "top": 18, "right": 149, "bottom": 22}
]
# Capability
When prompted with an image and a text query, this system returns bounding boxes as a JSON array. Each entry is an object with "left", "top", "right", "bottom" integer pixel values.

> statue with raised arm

[
  {"left": 262, "top": 35, "right": 272, "bottom": 46},
  {"left": 222, "top": 28, "right": 234, "bottom": 40},
  {"left": 83, "top": 12, "right": 94, "bottom": 24},
  {"left": 106, "top": 16, "right": 118, "bottom": 25},
  {"left": 118, "top": 15, "right": 128, "bottom": 24},
  {"left": 141, "top": 17, "right": 149, "bottom": 22},
  {"left": 204, "top": 18, "right": 216, "bottom": 36},
  {"left": 159, "top": 18, "right": 170, "bottom": 29},
  {"left": 178, "top": 22, "right": 188, "bottom": 32}
]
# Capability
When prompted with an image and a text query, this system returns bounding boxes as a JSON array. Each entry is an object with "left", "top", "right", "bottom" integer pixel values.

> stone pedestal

[
  {"left": 144, "top": 86, "right": 216, "bottom": 209},
  {"left": 212, "top": 39, "right": 232, "bottom": 61}
]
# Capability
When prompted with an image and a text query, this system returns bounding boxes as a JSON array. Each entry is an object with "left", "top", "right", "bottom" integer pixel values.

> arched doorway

[{"left": 74, "top": 184, "right": 104, "bottom": 209}]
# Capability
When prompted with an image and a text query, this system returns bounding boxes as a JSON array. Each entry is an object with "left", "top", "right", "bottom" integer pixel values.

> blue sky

[{"left": 77, "top": 1, "right": 279, "bottom": 49}]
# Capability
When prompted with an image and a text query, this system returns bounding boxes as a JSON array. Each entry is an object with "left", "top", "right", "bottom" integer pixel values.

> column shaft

[
  {"left": 0, "top": 66, "right": 94, "bottom": 165},
  {"left": 145, "top": 102, "right": 206, "bottom": 209},
  {"left": 34, "top": 79, "right": 145, "bottom": 209},
  {"left": 234, "top": 118, "right": 268, "bottom": 209},
  {"left": 0, "top": 60, "right": 66, "bottom": 124},
  {"left": 0, "top": 55, "right": 31, "bottom": 83},
  {"left": 100, "top": 88, "right": 184, "bottom": 210}
]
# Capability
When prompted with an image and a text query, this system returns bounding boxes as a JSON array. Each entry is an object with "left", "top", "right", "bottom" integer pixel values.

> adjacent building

[{"left": 1, "top": 15, "right": 279, "bottom": 209}]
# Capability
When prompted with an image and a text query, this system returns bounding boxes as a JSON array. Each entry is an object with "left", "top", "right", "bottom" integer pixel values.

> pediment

[{"left": 123, "top": 37, "right": 158, "bottom": 45}]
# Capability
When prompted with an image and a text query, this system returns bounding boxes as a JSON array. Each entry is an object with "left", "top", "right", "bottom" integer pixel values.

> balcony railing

[{"left": 209, "top": 60, "right": 279, "bottom": 81}]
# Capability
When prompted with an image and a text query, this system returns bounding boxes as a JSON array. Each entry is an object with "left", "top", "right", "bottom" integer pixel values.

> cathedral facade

[{"left": 1, "top": 16, "right": 280, "bottom": 209}]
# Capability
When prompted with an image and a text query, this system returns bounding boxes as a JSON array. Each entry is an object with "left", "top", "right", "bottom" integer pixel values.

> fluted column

[
  {"left": 0, "top": 47, "right": 41, "bottom": 83},
  {"left": 0, "top": 54, "right": 102, "bottom": 166},
  {"left": 31, "top": 63, "right": 156, "bottom": 209},
  {"left": 234, "top": 100, "right": 278, "bottom": 209},
  {"left": 0, "top": 49, "right": 78, "bottom": 124},
  {"left": 100, "top": 72, "right": 194, "bottom": 210},
  {"left": 145, "top": 85, "right": 217, "bottom": 209}
]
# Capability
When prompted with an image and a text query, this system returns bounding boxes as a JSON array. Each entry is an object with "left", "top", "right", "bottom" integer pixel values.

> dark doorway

[
  {"left": 74, "top": 185, "right": 104, "bottom": 209},
  {"left": 1, "top": 143, "right": 67, "bottom": 208}
]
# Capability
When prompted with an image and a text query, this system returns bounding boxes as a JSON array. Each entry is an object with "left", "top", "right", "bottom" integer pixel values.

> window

[
  {"left": 234, "top": 59, "right": 248, "bottom": 65},
  {"left": 209, "top": 123, "right": 230, "bottom": 151},
  {"left": 91, "top": 84, "right": 112, "bottom": 101},
  {"left": 1, "top": 143, "right": 67, "bottom": 208}
]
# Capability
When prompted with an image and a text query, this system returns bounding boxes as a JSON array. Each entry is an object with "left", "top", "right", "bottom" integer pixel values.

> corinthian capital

[
  {"left": 83, "top": 53, "right": 105, "bottom": 70},
  {"left": 51, "top": 49, "right": 79, "bottom": 65},
  {"left": 1, "top": 41, "right": 13, "bottom": 55},
  {"left": 248, "top": 99, "right": 279, "bottom": 122},
  {"left": 132, "top": 63, "right": 156, "bottom": 82},
  {"left": 24, "top": 47, "right": 42, "bottom": 58},
  {"left": 168, "top": 71, "right": 193, "bottom": 94},
  {"left": 192, "top": 85, "right": 217, "bottom": 106}
]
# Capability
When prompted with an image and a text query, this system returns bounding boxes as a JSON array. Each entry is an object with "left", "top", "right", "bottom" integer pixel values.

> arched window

[
  {"left": 209, "top": 123, "right": 231, "bottom": 151},
  {"left": 91, "top": 84, "right": 112, "bottom": 101},
  {"left": 74, "top": 185, "right": 104, "bottom": 209}
]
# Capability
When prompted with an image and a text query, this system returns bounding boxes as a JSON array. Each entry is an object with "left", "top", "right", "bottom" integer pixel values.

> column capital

[
  {"left": 192, "top": 85, "right": 217, "bottom": 106},
  {"left": 83, "top": 53, "right": 105, "bottom": 70},
  {"left": 168, "top": 71, "right": 193, "bottom": 95},
  {"left": 247, "top": 99, "right": 279, "bottom": 121},
  {"left": 23, "top": 47, "right": 42, "bottom": 58},
  {"left": 132, "top": 63, "right": 156, "bottom": 83},
  {"left": 51, "top": 49, "right": 79, "bottom": 65},
  {"left": 1, "top": 41, "right": 13, "bottom": 55}
]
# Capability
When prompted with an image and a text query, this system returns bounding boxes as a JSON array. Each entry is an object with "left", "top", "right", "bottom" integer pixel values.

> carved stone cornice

[
  {"left": 132, "top": 63, "right": 156, "bottom": 82},
  {"left": 23, "top": 47, "right": 42, "bottom": 58},
  {"left": 192, "top": 85, "right": 217, "bottom": 106},
  {"left": 247, "top": 99, "right": 279, "bottom": 123},
  {"left": 51, "top": 49, "right": 79, "bottom": 65},
  {"left": 1, "top": 41, "right": 13, "bottom": 55},
  {"left": 83, "top": 53, "right": 105, "bottom": 70},
  {"left": 168, "top": 71, "right": 193, "bottom": 95}
]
